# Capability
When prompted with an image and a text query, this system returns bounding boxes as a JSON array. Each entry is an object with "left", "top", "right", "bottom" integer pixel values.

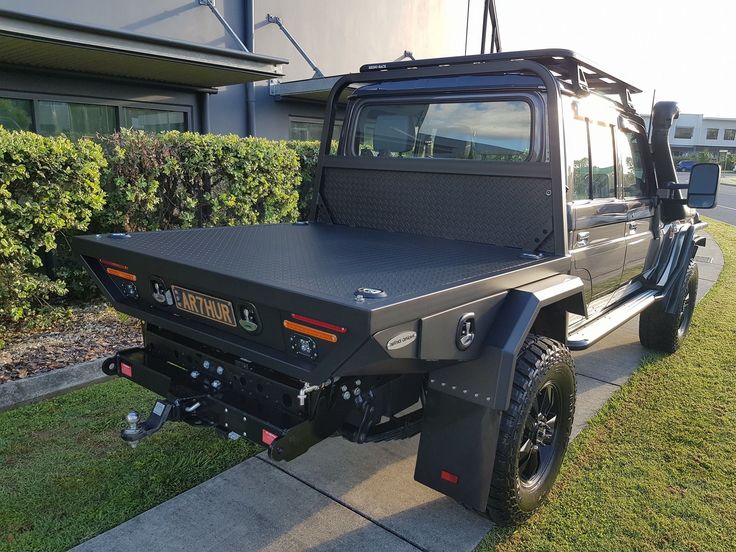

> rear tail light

[{"left": 290, "top": 313, "right": 347, "bottom": 334}]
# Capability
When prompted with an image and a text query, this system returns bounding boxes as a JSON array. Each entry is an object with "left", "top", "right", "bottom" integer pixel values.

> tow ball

[{"left": 121, "top": 400, "right": 176, "bottom": 447}]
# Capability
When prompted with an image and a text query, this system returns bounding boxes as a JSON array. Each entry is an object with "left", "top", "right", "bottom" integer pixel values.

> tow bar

[{"left": 121, "top": 400, "right": 174, "bottom": 447}]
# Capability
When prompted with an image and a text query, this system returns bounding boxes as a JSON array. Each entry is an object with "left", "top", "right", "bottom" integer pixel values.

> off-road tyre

[
  {"left": 639, "top": 260, "right": 698, "bottom": 354},
  {"left": 485, "top": 335, "right": 575, "bottom": 526}
]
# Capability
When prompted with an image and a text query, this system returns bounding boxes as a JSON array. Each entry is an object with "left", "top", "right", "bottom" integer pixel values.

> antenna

[
  {"left": 480, "top": 0, "right": 502, "bottom": 54},
  {"left": 647, "top": 89, "right": 656, "bottom": 141}
]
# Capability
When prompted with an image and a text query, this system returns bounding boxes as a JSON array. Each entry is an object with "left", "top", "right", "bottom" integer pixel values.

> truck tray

[{"left": 73, "top": 223, "right": 566, "bottom": 381}]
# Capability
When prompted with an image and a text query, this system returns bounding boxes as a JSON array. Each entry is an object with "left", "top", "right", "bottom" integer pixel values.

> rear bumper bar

[{"left": 107, "top": 347, "right": 348, "bottom": 461}]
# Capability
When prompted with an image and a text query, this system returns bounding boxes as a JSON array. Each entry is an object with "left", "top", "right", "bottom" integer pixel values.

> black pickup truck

[{"left": 73, "top": 49, "right": 720, "bottom": 525}]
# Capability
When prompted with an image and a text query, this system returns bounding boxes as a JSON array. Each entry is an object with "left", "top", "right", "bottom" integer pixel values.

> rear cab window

[{"left": 348, "top": 98, "right": 533, "bottom": 161}]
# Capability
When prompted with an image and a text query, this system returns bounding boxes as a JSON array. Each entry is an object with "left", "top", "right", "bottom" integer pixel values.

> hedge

[
  {"left": 94, "top": 130, "right": 305, "bottom": 233},
  {"left": 0, "top": 128, "right": 323, "bottom": 332},
  {"left": 0, "top": 127, "right": 105, "bottom": 328}
]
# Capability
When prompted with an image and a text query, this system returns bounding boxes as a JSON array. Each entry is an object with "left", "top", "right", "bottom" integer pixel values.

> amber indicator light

[{"left": 105, "top": 267, "right": 137, "bottom": 281}]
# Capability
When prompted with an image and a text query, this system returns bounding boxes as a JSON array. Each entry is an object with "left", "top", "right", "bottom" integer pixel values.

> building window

[
  {"left": 289, "top": 117, "right": 342, "bottom": 141},
  {"left": 674, "top": 126, "right": 694, "bottom": 139},
  {"left": 1, "top": 92, "right": 190, "bottom": 137},
  {"left": 0, "top": 97, "right": 33, "bottom": 131},
  {"left": 37, "top": 100, "right": 116, "bottom": 139},
  {"left": 725, "top": 129, "right": 736, "bottom": 141},
  {"left": 121, "top": 107, "right": 186, "bottom": 133},
  {"left": 706, "top": 128, "right": 719, "bottom": 140}
]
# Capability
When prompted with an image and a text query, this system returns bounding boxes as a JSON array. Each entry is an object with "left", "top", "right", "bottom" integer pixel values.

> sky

[{"left": 469, "top": 0, "right": 736, "bottom": 117}]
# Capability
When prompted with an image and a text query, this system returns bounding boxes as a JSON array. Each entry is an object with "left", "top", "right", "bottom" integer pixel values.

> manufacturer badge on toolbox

[
  {"left": 387, "top": 331, "right": 417, "bottom": 350},
  {"left": 171, "top": 285, "right": 237, "bottom": 327}
]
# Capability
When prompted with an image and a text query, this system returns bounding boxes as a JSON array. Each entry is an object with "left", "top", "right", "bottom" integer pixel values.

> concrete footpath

[{"left": 72, "top": 235, "right": 723, "bottom": 552}]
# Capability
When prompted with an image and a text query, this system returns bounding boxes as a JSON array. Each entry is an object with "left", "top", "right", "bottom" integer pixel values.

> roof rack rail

[{"left": 360, "top": 48, "right": 640, "bottom": 110}]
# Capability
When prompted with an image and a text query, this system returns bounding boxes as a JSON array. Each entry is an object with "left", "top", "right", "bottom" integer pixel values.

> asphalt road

[{"left": 712, "top": 181, "right": 736, "bottom": 225}]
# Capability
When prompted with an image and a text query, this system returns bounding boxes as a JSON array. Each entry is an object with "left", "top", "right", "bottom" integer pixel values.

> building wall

[
  {"left": 0, "top": 0, "right": 487, "bottom": 138},
  {"left": 640, "top": 113, "right": 736, "bottom": 155},
  {"left": 253, "top": 0, "right": 482, "bottom": 139},
  {"left": 0, "top": 0, "right": 251, "bottom": 134}
]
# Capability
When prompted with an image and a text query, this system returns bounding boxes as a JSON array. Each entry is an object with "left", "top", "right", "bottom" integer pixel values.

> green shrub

[
  {"left": 1, "top": 129, "right": 322, "bottom": 332},
  {"left": 285, "top": 140, "right": 320, "bottom": 219},
  {"left": 94, "top": 130, "right": 301, "bottom": 233},
  {"left": 0, "top": 127, "right": 105, "bottom": 329}
]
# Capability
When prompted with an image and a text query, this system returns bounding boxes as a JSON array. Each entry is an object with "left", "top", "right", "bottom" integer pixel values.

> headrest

[{"left": 373, "top": 115, "right": 416, "bottom": 153}]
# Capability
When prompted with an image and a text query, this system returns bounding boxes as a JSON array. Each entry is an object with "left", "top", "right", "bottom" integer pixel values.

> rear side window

[
  {"left": 351, "top": 100, "right": 532, "bottom": 161},
  {"left": 567, "top": 116, "right": 616, "bottom": 200},
  {"left": 617, "top": 130, "right": 649, "bottom": 198},
  {"left": 588, "top": 123, "right": 616, "bottom": 199},
  {"left": 566, "top": 117, "right": 590, "bottom": 200}
]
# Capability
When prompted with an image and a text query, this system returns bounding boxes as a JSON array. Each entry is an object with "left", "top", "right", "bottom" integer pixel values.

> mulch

[{"left": 0, "top": 304, "right": 143, "bottom": 385}]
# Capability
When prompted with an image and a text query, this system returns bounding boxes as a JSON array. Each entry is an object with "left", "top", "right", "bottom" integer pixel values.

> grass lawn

[
  {"left": 478, "top": 217, "right": 736, "bottom": 551},
  {"left": 0, "top": 379, "right": 262, "bottom": 552}
]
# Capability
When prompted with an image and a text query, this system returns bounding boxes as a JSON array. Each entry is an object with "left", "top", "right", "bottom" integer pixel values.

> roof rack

[{"left": 360, "top": 48, "right": 641, "bottom": 110}]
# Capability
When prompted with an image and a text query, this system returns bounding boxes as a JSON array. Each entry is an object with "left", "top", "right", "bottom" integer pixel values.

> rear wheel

[
  {"left": 639, "top": 261, "right": 698, "bottom": 354},
  {"left": 485, "top": 335, "right": 575, "bottom": 526}
]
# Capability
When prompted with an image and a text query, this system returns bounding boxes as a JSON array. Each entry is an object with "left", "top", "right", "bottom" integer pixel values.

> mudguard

[
  {"left": 661, "top": 223, "right": 702, "bottom": 314},
  {"left": 414, "top": 274, "right": 585, "bottom": 510}
]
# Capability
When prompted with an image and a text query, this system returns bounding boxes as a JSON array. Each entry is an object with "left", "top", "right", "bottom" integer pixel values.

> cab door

[
  {"left": 566, "top": 113, "right": 627, "bottom": 304},
  {"left": 617, "top": 124, "right": 657, "bottom": 283}
]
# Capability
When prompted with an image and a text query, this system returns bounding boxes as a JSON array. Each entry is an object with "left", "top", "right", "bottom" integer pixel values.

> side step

[{"left": 567, "top": 289, "right": 659, "bottom": 350}]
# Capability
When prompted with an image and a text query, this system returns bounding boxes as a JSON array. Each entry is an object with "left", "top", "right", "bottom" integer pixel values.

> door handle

[
  {"left": 575, "top": 231, "right": 590, "bottom": 247},
  {"left": 628, "top": 221, "right": 638, "bottom": 233}
]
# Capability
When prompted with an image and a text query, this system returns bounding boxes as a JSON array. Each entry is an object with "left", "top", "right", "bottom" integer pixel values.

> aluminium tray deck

[{"left": 76, "top": 222, "right": 550, "bottom": 309}]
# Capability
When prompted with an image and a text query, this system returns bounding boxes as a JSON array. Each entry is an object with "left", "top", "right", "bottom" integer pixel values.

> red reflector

[
  {"left": 291, "top": 313, "right": 347, "bottom": 334},
  {"left": 440, "top": 470, "right": 459, "bottom": 484},
  {"left": 120, "top": 362, "right": 133, "bottom": 378},
  {"left": 262, "top": 429, "right": 278, "bottom": 446}
]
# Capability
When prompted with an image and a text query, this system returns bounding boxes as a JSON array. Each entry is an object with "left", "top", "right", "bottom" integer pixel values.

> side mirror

[{"left": 687, "top": 163, "right": 720, "bottom": 209}]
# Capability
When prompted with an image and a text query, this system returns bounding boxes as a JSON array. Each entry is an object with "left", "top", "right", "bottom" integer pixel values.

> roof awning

[
  {"left": 269, "top": 76, "right": 360, "bottom": 103},
  {"left": 0, "top": 9, "right": 286, "bottom": 89}
]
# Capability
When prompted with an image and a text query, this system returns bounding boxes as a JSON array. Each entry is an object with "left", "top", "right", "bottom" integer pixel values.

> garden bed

[{"left": 0, "top": 303, "right": 141, "bottom": 385}]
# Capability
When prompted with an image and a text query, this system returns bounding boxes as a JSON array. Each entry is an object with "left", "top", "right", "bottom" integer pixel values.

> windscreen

[{"left": 350, "top": 99, "right": 532, "bottom": 161}]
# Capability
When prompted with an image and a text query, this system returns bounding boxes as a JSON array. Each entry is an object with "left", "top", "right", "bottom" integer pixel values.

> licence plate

[{"left": 171, "top": 286, "right": 237, "bottom": 328}]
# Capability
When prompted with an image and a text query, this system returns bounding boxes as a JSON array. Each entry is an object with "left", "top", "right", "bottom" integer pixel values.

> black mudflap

[{"left": 414, "top": 389, "right": 501, "bottom": 511}]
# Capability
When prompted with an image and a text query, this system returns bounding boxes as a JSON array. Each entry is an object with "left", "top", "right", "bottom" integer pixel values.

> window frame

[
  {"left": 724, "top": 128, "right": 736, "bottom": 141},
  {"left": 288, "top": 115, "right": 343, "bottom": 141},
  {"left": 342, "top": 92, "right": 544, "bottom": 163},
  {"left": 706, "top": 128, "right": 719, "bottom": 140},
  {"left": 0, "top": 89, "right": 191, "bottom": 135}
]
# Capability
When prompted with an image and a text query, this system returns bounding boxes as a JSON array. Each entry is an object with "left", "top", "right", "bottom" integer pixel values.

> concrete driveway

[{"left": 72, "top": 236, "right": 723, "bottom": 552}]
